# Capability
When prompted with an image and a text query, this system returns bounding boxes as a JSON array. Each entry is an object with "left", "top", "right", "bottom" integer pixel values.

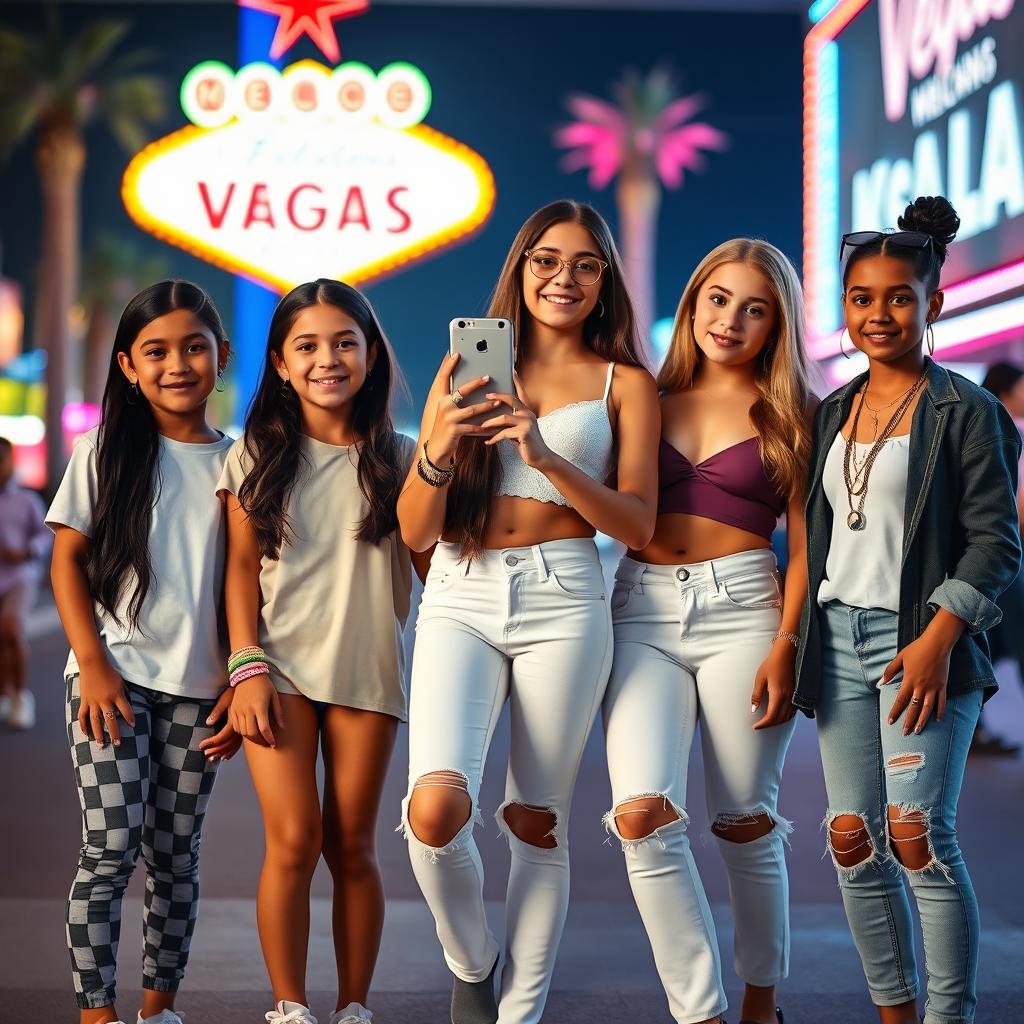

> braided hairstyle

[{"left": 843, "top": 195, "right": 961, "bottom": 295}]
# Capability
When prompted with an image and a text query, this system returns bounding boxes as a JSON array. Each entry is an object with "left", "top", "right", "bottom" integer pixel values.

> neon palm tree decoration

[{"left": 555, "top": 67, "right": 728, "bottom": 353}]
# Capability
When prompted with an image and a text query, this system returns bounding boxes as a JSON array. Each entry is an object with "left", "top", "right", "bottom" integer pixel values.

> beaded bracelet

[
  {"left": 423, "top": 440, "right": 455, "bottom": 474},
  {"left": 228, "top": 645, "right": 267, "bottom": 672},
  {"left": 773, "top": 630, "right": 800, "bottom": 650},
  {"left": 230, "top": 662, "right": 270, "bottom": 688},
  {"left": 229, "top": 651, "right": 268, "bottom": 674},
  {"left": 417, "top": 450, "right": 455, "bottom": 488}
]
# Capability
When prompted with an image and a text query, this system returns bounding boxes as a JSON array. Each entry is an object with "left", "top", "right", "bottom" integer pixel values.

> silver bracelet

[
  {"left": 416, "top": 455, "right": 454, "bottom": 488},
  {"left": 773, "top": 630, "right": 800, "bottom": 650}
]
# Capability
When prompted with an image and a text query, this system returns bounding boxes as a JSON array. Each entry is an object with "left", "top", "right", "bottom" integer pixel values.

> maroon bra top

[{"left": 657, "top": 436, "right": 786, "bottom": 539}]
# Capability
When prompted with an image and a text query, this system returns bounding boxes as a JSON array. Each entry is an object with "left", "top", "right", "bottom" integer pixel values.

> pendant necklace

[{"left": 843, "top": 371, "right": 927, "bottom": 530}]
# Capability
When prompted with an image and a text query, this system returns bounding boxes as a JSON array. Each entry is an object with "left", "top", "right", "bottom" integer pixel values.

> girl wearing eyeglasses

[
  {"left": 397, "top": 199, "right": 660, "bottom": 1024},
  {"left": 795, "top": 195, "right": 1020, "bottom": 1024}
]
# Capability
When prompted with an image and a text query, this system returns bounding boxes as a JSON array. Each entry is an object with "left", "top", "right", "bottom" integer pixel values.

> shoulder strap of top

[{"left": 603, "top": 362, "right": 615, "bottom": 403}]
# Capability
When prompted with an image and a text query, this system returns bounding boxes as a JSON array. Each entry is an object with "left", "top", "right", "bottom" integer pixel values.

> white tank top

[
  {"left": 817, "top": 431, "right": 909, "bottom": 613},
  {"left": 495, "top": 362, "right": 616, "bottom": 507}
]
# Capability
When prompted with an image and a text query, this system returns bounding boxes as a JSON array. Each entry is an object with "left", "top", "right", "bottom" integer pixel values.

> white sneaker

[
  {"left": 7, "top": 690, "right": 35, "bottom": 729},
  {"left": 0, "top": 694, "right": 11, "bottom": 723},
  {"left": 329, "top": 1004, "right": 373, "bottom": 1024},
  {"left": 265, "top": 1001, "right": 318, "bottom": 1024},
  {"left": 138, "top": 1011, "right": 184, "bottom": 1024}
]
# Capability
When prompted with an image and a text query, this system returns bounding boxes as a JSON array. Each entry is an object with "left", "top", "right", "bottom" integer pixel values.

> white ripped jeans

[
  {"left": 401, "top": 538, "right": 612, "bottom": 1024},
  {"left": 603, "top": 548, "right": 796, "bottom": 1023}
]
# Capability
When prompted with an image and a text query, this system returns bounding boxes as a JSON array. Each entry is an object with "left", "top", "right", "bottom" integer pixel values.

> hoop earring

[
  {"left": 926, "top": 322, "right": 935, "bottom": 356},
  {"left": 839, "top": 328, "right": 852, "bottom": 360},
  {"left": 596, "top": 299, "right": 605, "bottom": 318},
  {"left": 127, "top": 381, "right": 140, "bottom": 405},
  {"left": 280, "top": 377, "right": 291, "bottom": 394},
  {"left": 215, "top": 371, "right": 225, "bottom": 394}
]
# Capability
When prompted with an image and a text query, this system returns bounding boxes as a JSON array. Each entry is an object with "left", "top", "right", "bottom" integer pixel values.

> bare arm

[
  {"left": 50, "top": 526, "right": 134, "bottom": 745},
  {"left": 482, "top": 367, "right": 661, "bottom": 550},
  {"left": 751, "top": 400, "right": 817, "bottom": 729},
  {"left": 397, "top": 352, "right": 496, "bottom": 552},
  {"left": 223, "top": 493, "right": 282, "bottom": 746}
]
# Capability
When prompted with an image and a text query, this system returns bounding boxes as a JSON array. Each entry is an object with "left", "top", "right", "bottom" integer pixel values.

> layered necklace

[{"left": 843, "top": 370, "right": 927, "bottom": 531}]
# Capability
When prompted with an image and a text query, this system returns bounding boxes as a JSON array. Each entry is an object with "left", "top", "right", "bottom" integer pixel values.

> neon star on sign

[
  {"left": 239, "top": 0, "right": 369, "bottom": 64},
  {"left": 122, "top": 60, "right": 496, "bottom": 293}
]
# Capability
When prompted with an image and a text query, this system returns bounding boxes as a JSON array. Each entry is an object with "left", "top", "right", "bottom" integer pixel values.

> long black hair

[
  {"left": 237, "top": 279, "right": 407, "bottom": 559},
  {"left": 843, "top": 195, "right": 961, "bottom": 295},
  {"left": 90, "top": 280, "right": 228, "bottom": 632}
]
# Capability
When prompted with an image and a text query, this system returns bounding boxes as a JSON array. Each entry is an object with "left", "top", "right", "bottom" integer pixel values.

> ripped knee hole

[
  {"left": 502, "top": 802, "right": 558, "bottom": 849},
  {"left": 613, "top": 796, "right": 680, "bottom": 842},
  {"left": 887, "top": 805, "right": 932, "bottom": 871},
  {"left": 407, "top": 772, "right": 471, "bottom": 847},
  {"left": 711, "top": 811, "right": 776, "bottom": 844},
  {"left": 828, "top": 814, "right": 873, "bottom": 868}
]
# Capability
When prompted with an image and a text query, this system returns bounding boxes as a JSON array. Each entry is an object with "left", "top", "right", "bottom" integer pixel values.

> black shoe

[
  {"left": 970, "top": 725, "right": 1021, "bottom": 757},
  {"left": 450, "top": 958, "right": 499, "bottom": 1024}
]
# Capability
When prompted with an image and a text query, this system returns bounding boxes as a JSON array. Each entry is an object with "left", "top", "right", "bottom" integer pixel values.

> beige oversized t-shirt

[{"left": 217, "top": 432, "right": 415, "bottom": 720}]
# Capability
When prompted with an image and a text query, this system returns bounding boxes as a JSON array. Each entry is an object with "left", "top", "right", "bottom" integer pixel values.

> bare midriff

[
  {"left": 630, "top": 511, "right": 770, "bottom": 565},
  {"left": 441, "top": 495, "right": 596, "bottom": 549}
]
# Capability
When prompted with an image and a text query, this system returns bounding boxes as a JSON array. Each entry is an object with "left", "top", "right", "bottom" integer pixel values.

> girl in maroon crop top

[{"left": 601, "top": 239, "right": 816, "bottom": 1024}]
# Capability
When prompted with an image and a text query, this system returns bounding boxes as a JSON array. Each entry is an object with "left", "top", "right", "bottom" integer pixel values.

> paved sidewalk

[{"left": 4, "top": 590, "right": 1023, "bottom": 1022}]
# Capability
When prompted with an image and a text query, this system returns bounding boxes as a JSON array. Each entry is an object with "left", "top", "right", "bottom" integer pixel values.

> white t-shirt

[
  {"left": 216, "top": 432, "right": 416, "bottom": 720},
  {"left": 818, "top": 432, "right": 909, "bottom": 613},
  {"left": 46, "top": 427, "right": 234, "bottom": 699}
]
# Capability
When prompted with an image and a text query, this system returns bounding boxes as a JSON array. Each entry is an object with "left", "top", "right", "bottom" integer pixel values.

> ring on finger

[
  {"left": 103, "top": 710, "right": 116, "bottom": 719},
  {"left": 451, "top": 388, "right": 465, "bottom": 407}
]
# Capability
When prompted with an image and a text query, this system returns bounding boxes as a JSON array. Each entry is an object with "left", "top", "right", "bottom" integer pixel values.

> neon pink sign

[{"left": 879, "top": 0, "right": 1015, "bottom": 121}]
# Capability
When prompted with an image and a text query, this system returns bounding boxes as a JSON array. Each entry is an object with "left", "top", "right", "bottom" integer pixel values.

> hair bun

[{"left": 897, "top": 196, "right": 960, "bottom": 262}]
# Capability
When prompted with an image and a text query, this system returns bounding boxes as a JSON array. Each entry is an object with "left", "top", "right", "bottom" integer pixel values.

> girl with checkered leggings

[{"left": 48, "top": 281, "right": 238, "bottom": 1024}]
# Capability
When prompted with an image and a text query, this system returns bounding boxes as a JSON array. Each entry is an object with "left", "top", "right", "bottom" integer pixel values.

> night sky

[{"left": 0, "top": 2, "right": 804, "bottom": 423}]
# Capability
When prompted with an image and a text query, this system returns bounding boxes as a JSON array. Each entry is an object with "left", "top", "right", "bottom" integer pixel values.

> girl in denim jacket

[{"left": 795, "top": 195, "right": 1021, "bottom": 1024}]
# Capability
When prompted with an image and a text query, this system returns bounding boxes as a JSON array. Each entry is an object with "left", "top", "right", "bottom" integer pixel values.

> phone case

[{"left": 449, "top": 318, "right": 516, "bottom": 427}]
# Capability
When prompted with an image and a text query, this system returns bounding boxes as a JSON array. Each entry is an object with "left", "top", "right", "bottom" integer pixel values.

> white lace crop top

[{"left": 495, "top": 362, "right": 616, "bottom": 507}]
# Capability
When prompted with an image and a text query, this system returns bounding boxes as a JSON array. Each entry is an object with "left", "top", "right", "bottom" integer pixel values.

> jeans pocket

[
  {"left": 547, "top": 563, "right": 606, "bottom": 601},
  {"left": 720, "top": 571, "right": 782, "bottom": 609}
]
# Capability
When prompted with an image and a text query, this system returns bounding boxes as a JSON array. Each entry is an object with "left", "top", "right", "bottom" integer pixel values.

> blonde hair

[{"left": 658, "top": 238, "right": 813, "bottom": 501}]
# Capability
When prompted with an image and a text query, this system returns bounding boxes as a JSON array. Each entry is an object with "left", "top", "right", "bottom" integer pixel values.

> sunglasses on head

[{"left": 839, "top": 230, "right": 933, "bottom": 262}]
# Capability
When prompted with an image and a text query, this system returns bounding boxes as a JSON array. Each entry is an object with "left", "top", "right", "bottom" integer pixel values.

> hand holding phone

[{"left": 449, "top": 318, "right": 515, "bottom": 427}]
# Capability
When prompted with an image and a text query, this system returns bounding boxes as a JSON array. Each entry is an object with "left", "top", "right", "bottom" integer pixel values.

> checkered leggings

[{"left": 65, "top": 675, "right": 220, "bottom": 1009}]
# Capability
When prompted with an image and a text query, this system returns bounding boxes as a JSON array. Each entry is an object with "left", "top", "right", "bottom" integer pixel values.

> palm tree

[
  {"left": 0, "top": 7, "right": 165, "bottom": 487},
  {"left": 554, "top": 67, "right": 728, "bottom": 354},
  {"left": 80, "top": 234, "right": 167, "bottom": 405}
]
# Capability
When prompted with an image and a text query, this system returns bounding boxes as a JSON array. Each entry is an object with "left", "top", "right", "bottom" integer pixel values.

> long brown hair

[
  {"left": 445, "top": 199, "right": 646, "bottom": 557},
  {"left": 238, "top": 280, "right": 407, "bottom": 558},
  {"left": 657, "top": 239, "right": 812, "bottom": 501}
]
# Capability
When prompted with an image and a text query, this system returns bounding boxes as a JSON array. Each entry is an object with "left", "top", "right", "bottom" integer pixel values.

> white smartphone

[{"left": 449, "top": 317, "right": 516, "bottom": 427}]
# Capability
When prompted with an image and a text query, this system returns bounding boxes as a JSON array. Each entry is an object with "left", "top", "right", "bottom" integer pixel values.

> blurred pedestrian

[
  {"left": 0, "top": 435, "right": 51, "bottom": 729},
  {"left": 974, "top": 361, "right": 1024, "bottom": 756}
]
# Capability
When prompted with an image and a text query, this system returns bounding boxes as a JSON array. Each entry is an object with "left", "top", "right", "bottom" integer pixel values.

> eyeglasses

[
  {"left": 523, "top": 249, "right": 609, "bottom": 287},
  {"left": 839, "top": 230, "right": 933, "bottom": 262}
]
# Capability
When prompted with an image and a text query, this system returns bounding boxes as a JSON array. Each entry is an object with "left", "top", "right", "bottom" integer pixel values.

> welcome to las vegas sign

[{"left": 122, "top": 58, "right": 496, "bottom": 292}]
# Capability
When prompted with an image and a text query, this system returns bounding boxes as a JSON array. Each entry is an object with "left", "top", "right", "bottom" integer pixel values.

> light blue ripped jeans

[{"left": 817, "top": 601, "right": 983, "bottom": 1024}]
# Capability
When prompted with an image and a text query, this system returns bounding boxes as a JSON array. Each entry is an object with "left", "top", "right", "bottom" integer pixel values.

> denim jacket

[{"left": 794, "top": 359, "right": 1021, "bottom": 714}]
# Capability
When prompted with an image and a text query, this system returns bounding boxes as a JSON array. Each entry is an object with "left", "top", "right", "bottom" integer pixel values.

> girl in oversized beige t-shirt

[{"left": 218, "top": 280, "right": 421, "bottom": 1024}]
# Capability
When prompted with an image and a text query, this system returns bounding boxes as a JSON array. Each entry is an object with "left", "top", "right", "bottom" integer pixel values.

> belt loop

[
  {"left": 532, "top": 543, "right": 550, "bottom": 581},
  {"left": 709, "top": 557, "right": 721, "bottom": 592},
  {"left": 637, "top": 563, "right": 647, "bottom": 594}
]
